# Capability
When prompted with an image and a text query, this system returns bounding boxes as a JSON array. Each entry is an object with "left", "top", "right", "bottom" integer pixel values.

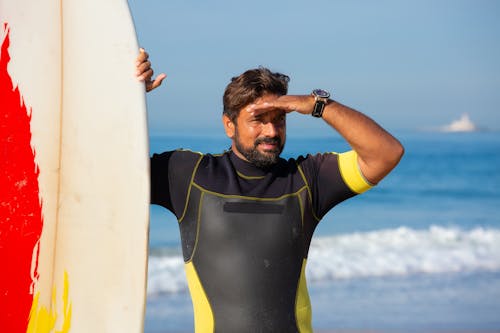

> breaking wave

[{"left": 147, "top": 226, "right": 500, "bottom": 296}]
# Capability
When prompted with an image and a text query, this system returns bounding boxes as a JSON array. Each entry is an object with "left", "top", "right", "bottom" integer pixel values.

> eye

[
  {"left": 250, "top": 116, "right": 263, "bottom": 124},
  {"left": 274, "top": 114, "right": 286, "bottom": 123}
]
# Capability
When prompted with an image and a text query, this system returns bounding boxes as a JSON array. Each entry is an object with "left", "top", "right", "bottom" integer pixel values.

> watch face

[{"left": 313, "top": 89, "right": 330, "bottom": 98}]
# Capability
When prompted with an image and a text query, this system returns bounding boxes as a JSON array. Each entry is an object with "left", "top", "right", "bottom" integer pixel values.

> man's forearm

[{"left": 321, "top": 100, "right": 404, "bottom": 184}]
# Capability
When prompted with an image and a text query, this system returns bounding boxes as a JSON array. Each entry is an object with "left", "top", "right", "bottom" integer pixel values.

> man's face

[{"left": 231, "top": 94, "right": 286, "bottom": 168}]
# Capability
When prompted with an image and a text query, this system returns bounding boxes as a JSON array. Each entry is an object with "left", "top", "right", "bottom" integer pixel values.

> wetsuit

[{"left": 151, "top": 149, "right": 371, "bottom": 333}]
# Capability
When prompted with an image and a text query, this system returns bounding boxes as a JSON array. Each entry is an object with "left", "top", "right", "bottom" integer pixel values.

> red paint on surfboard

[{"left": 0, "top": 23, "right": 43, "bottom": 332}]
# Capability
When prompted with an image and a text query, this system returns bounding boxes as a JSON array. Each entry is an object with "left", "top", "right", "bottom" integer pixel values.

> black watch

[{"left": 311, "top": 89, "right": 330, "bottom": 118}]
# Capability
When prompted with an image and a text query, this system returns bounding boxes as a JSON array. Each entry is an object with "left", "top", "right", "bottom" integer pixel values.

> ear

[{"left": 222, "top": 114, "right": 235, "bottom": 139}]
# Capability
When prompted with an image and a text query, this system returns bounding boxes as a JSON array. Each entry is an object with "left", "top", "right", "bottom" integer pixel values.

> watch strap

[{"left": 311, "top": 100, "right": 326, "bottom": 117}]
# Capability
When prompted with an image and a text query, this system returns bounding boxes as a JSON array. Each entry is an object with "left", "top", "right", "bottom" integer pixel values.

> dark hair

[{"left": 223, "top": 67, "right": 290, "bottom": 121}]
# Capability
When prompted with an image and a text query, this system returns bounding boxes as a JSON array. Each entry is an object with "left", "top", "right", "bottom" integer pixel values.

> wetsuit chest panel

[{"left": 192, "top": 192, "right": 304, "bottom": 333}]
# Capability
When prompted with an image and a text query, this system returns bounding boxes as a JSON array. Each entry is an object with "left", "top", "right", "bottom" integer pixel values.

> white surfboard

[{"left": 0, "top": 0, "right": 150, "bottom": 332}]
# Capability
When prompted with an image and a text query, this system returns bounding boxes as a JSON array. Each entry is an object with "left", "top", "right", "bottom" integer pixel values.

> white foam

[
  {"left": 146, "top": 226, "right": 500, "bottom": 296},
  {"left": 147, "top": 255, "right": 186, "bottom": 296},
  {"left": 307, "top": 226, "right": 500, "bottom": 281}
]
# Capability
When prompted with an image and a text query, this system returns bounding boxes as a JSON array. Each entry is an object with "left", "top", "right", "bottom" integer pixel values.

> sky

[{"left": 127, "top": 0, "right": 500, "bottom": 135}]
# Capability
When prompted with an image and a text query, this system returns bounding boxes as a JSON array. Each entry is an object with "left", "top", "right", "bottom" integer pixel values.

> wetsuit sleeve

[
  {"left": 150, "top": 150, "right": 202, "bottom": 218},
  {"left": 299, "top": 150, "right": 373, "bottom": 219}
]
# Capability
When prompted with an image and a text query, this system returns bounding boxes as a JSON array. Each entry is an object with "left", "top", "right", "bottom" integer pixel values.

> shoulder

[
  {"left": 151, "top": 148, "right": 203, "bottom": 160},
  {"left": 151, "top": 149, "right": 204, "bottom": 168},
  {"left": 291, "top": 152, "right": 339, "bottom": 173}
]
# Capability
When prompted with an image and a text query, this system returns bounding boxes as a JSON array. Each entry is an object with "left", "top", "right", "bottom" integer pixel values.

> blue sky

[{"left": 128, "top": 0, "right": 500, "bottom": 135}]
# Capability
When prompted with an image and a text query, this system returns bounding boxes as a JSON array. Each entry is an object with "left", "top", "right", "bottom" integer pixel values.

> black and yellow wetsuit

[{"left": 151, "top": 149, "right": 371, "bottom": 333}]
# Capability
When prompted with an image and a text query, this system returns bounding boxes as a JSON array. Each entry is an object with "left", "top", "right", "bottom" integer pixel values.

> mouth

[
  {"left": 258, "top": 142, "right": 278, "bottom": 150},
  {"left": 255, "top": 137, "right": 281, "bottom": 151}
]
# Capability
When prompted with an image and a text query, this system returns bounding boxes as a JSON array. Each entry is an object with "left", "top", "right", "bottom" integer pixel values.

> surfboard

[{"left": 0, "top": 0, "right": 150, "bottom": 332}]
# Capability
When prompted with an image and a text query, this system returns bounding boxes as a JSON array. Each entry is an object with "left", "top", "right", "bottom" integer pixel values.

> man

[{"left": 136, "top": 50, "right": 403, "bottom": 333}]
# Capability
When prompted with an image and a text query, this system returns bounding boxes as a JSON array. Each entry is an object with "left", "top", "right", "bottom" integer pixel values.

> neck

[{"left": 230, "top": 142, "right": 250, "bottom": 163}]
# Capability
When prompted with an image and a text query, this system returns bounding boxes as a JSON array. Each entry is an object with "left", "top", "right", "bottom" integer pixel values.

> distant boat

[{"left": 440, "top": 114, "right": 478, "bottom": 132}]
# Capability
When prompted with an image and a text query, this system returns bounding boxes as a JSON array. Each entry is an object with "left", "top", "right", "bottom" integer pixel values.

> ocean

[{"left": 145, "top": 130, "right": 500, "bottom": 332}]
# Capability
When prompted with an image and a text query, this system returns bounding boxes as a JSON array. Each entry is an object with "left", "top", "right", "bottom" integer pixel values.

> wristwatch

[{"left": 311, "top": 89, "right": 330, "bottom": 118}]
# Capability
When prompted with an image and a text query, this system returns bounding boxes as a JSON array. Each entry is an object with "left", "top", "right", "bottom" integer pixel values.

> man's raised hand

[
  {"left": 246, "top": 95, "right": 315, "bottom": 116},
  {"left": 136, "top": 48, "right": 166, "bottom": 92}
]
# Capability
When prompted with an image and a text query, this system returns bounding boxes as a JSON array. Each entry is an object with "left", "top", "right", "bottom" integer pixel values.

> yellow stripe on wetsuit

[
  {"left": 185, "top": 262, "right": 215, "bottom": 333},
  {"left": 338, "top": 150, "right": 373, "bottom": 194}
]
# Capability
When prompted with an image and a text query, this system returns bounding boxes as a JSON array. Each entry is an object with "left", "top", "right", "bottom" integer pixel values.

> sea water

[{"left": 145, "top": 131, "right": 500, "bottom": 332}]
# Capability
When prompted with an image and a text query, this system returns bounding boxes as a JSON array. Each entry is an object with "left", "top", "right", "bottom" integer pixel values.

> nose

[{"left": 261, "top": 121, "right": 278, "bottom": 137}]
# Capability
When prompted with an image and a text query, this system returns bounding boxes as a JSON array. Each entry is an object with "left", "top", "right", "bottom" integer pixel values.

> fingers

[
  {"left": 246, "top": 102, "right": 275, "bottom": 115},
  {"left": 138, "top": 68, "right": 153, "bottom": 82},
  {"left": 136, "top": 48, "right": 152, "bottom": 81},
  {"left": 248, "top": 95, "right": 312, "bottom": 115},
  {"left": 136, "top": 48, "right": 149, "bottom": 65},
  {"left": 136, "top": 47, "right": 166, "bottom": 92},
  {"left": 146, "top": 73, "right": 167, "bottom": 92},
  {"left": 247, "top": 99, "right": 293, "bottom": 115},
  {"left": 136, "top": 60, "right": 152, "bottom": 78}
]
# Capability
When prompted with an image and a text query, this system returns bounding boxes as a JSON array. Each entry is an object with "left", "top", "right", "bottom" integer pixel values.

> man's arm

[
  {"left": 320, "top": 99, "right": 403, "bottom": 184},
  {"left": 247, "top": 95, "right": 404, "bottom": 184}
]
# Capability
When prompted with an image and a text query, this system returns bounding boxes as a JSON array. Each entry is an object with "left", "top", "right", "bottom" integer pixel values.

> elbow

[
  {"left": 368, "top": 139, "right": 404, "bottom": 184},
  {"left": 383, "top": 138, "right": 404, "bottom": 172},
  {"left": 358, "top": 137, "right": 404, "bottom": 185},
  {"left": 389, "top": 139, "right": 405, "bottom": 168}
]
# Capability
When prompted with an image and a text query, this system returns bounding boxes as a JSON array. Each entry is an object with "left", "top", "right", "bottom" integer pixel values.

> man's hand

[
  {"left": 246, "top": 95, "right": 315, "bottom": 116},
  {"left": 136, "top": 48, "right": 166, "bottom": 92}
]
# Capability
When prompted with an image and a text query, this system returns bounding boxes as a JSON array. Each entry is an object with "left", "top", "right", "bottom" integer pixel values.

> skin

[
  {"left": 136, "top": 52, "right": 404, "bottom": 184},
  {"left": 222, "top": 94, "right": 286, "bottom": 167},
  {"left": 135, "top": 48, "right": 166, "bottom": 92}
]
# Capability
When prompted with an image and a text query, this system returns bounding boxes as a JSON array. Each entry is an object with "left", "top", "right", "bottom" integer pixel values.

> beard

[{"left": 234, "top": 130, "right": 284, "bottom": 169}]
